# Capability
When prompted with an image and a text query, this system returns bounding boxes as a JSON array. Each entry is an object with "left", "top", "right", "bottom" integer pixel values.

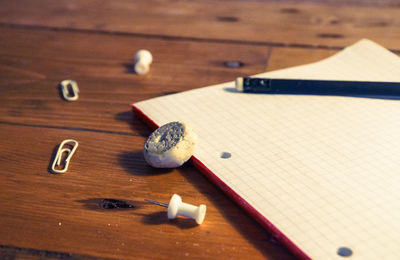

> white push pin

[
  {"left": 134, "top": 49, "right": 153, "bottom": 75},
  {"left": 145, "top": 194, "right": 206, "bottom": 225}
]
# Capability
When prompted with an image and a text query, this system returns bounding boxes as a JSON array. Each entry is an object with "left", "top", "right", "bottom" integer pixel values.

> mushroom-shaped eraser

[
  {"left": 134, "top": 49, "right": 153, "bottom": 75},
  {"left": 143, "top": 121, "right": 197, "bottom": 168}
]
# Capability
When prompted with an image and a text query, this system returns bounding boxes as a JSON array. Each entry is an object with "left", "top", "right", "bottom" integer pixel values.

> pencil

[{"left": 235, "top": 77, "right": 400, "bottom": 97}]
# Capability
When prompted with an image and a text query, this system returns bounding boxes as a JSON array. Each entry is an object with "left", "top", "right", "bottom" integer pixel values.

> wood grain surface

[
  {"left": 0, "top": 0, "right": 400, "bottom": 50},
  {"left": 0, "top": 0, "right": 399, "bottom": 259}
]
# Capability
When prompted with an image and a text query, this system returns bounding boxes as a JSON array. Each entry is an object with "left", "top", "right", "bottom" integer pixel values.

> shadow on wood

[
  {"left": 122, "top": 62, "right": 136, "bottom": 74},
  {"left": 117, "top": 150, "right": 173, "bottom": 176},
  {"left": 115, "top": 110, "right": 152, "bottom": 137},
  {"left": 140, "top": 211, "right": 199, "bottom": 230},
  {"left": 0, "top": 245, "right": 115, "bottom": 260},
  {"left": 47, "top": 142, "right": 61, "bottom": 174}
]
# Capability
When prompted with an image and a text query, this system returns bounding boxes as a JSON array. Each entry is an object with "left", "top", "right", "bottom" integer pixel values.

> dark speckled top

[{"left": 144, "top": 122, "right": 184, "bottom": 153}]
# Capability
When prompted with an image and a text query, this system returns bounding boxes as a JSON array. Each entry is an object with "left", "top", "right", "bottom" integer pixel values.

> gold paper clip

[
  {"left": 51, "top": 139, "right": 79, "bottom": 174},
  {"left": 60, "top": 80, "right": 79, "bottom": 101}
]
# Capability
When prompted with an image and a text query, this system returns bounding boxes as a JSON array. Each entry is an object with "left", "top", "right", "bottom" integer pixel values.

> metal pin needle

[{"left": 145, "top": 199, "right": 168, "bottom": 208}]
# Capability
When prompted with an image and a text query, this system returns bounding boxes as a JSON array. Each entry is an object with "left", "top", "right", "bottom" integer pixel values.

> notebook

[{"left": 132, "top": 39, "right": 400, "bottom": 259}]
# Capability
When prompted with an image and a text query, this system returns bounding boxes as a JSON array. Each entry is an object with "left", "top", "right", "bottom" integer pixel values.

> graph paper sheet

[{"left": 133, "top": 39, "right": 400, "bottom": 259}]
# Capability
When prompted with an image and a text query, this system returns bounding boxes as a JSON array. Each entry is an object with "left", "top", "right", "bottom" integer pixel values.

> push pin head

[
  {"left": 145, "top": 194, "right": 206, "bottom": 225},
  {"left": 134, "top": 49, "right": 153, "bottom": 75}
]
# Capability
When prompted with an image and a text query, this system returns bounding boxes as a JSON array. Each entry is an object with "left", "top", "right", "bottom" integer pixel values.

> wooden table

[{"left": 1, "top": 0, "right": 399, "bottom": 259}]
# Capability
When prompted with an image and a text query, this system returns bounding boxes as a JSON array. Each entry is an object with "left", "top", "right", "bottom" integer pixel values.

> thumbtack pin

[
  {"left": 134, "top": 49, "right": 153, "bottom": 75},
  {"left": 145, "top": 194, "right": 206, "bottom": 224}
]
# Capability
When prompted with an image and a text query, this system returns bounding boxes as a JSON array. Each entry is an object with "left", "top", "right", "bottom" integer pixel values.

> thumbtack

[
  {"left": 145, "top": 194, "right": 206, "bottom": 224},
  {"left": 134, "top": 49, "right": 153, "bottom": 75}
]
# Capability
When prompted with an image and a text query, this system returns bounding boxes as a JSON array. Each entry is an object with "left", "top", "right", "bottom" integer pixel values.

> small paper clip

[
  {"left": 51, "top": 139, "right": 79, "bottom": 174},
  {"left": 60, "top": 80, "right": 79, "bottom": 101}
]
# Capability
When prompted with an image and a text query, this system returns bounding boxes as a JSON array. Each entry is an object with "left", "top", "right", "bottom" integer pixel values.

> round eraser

[{"left": 143, "top": 121, "right": 197, "bottom": 168}]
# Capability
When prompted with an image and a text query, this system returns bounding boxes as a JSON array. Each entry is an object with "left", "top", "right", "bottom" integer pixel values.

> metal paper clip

[
  {"left": 51, "top": 139, "right": 79, "bottom": 174},
  {"left": 60, "top": 80, "right": 79, "bottom": 101}
]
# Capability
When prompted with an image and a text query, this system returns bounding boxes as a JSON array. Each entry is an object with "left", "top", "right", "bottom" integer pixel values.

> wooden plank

[
  {"left": 0, "top": 25, "right": 352, "bottom": 135},
  {"left": 0, "top": 124, "right": 295, "bottom": 259},
  {"left": 286, "top": 0, "right": 400, "bottom": 6},
  {"left": 0, "top": 0, "right": 399, "bottom": 50},
  {"left": 267, "top": 47, "right": 337, "bottom": 72},
  {"left": 0, "top": 26, "right": 270, "bottom": 135},
  {"left": 1, "top": 26, "right": 342, "bottom": 136}
]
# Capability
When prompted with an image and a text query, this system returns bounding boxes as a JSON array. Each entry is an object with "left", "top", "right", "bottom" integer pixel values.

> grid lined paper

[{"left": 134, "top": 39, "right": 400, "bottom": 259}]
